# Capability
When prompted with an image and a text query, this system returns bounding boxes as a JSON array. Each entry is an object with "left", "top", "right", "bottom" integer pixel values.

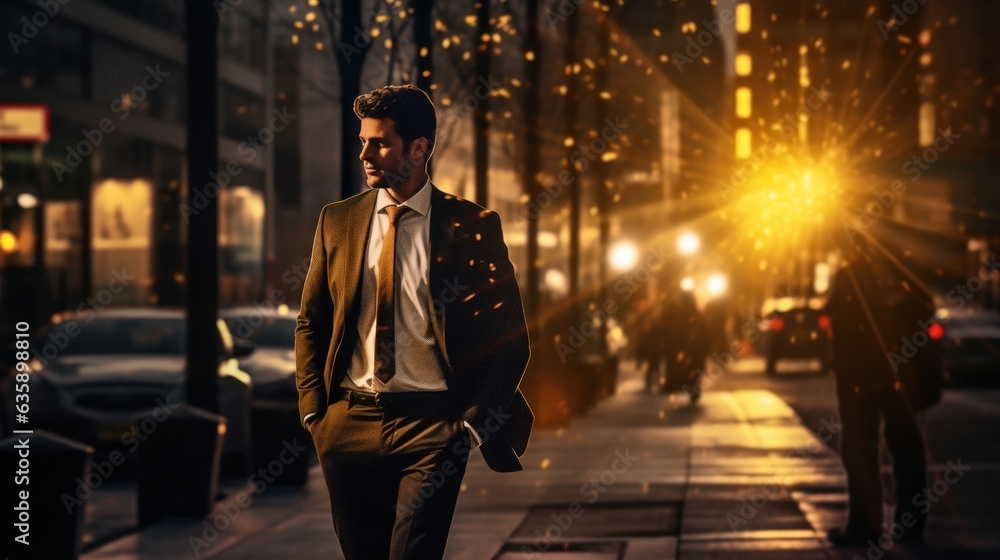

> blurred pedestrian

[
  {"left": 825, "top": 235, "right": 940, "bottom": 548},
  {"left": 635, "top": 293, "right": 665, "bottom": 392},
  {"left": 703, "top": 292, "right": 733, "bottom": 357},
  {"left": 664, "top": 289, "right": 706, "bottom": 401}
]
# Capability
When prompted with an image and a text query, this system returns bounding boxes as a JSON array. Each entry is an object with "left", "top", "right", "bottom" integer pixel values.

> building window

[
  {"left": 92, "top": 178, "right": 154, "bottom": 305},
  {"left": 736, "top": 128, "right": 752, "bottom": 159},
  {"left": 919, "top": 102, "right": 935, "bottom": 147},
  {"left": 91, "top": 36, "right": 186, "bottom": 122},
  {"left": 220, "top": 84, "right": 264, "bottom": 141},
  {"left": 0, "top": 2, "right": 85, "bottom": 98},
  {"left": 736, "top": 87, "right": 752, "bottom": 118},
  {"left": 736, "top": 52, "right": 752, "bottom": 76},
  {"left": 220, "top": 10, "right": 266, "bottom": 71},
  {"left": 736, "top": 3, "right": 751, "bottom": 34}
]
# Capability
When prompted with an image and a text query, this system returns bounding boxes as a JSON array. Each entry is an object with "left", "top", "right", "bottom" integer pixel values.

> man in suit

[{"left": 295, "top": 84, "right": 532, "bottom": 560}]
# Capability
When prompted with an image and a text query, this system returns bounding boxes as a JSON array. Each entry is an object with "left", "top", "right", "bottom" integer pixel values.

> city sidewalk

[{"left": 82, "top": 362, "right": 997, "bottom": 560}]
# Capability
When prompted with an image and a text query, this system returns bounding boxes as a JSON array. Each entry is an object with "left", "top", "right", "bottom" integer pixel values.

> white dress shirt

[
  {"left": 342, "top": 179, "right": 448, "bottom": 392},
  {"left": 305, "top": 180, "right": 480, "bottom": 446}
]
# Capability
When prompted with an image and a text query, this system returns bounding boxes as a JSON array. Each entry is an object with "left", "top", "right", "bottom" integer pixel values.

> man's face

[{"left": 359, "top": 117, "right": 426, "bottom": 189}]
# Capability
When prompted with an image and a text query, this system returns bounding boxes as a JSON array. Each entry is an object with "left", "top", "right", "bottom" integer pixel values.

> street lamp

[
  {"left": 707, "top": 272, "right": 728, "bottom": 296},
  {"left": 678, "top": 232, "right": 700, "bottom": 255},
  {"left": 680, "top": 276, "right": 695, "bottom": 292},
  {"left": 609, "top": 240, "right": 638, "bottom": 271},
  {"left": 16, "top": 193, "right": 38, "bottom": 209}
]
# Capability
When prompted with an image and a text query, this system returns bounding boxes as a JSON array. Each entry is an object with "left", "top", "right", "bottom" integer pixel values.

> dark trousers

[
  {"left": 309, "top": 390, "right": 472, "bottom": 560},
  {"left": 836, "top": 384, "right": 927, "bottom": 536}
]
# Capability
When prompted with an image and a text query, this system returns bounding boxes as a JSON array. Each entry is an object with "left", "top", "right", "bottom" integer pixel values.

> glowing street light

[
  {"left": 610, "top": 241, "right": 638, "bottom": 271},
  {"left": 17, "top": 193, "right": 38, "bottom": 209},
  {"left": 0, "top": 231, "right": 17, "bottom": 252},
  {"left": 678, "top": 232, "right": 700, "bottom": 255},
  {"left": 707, "top": 273, "right": 728, "bottom": 296},
  {"left": 680, "top": 276, "right": 695, "bottom": 292}
]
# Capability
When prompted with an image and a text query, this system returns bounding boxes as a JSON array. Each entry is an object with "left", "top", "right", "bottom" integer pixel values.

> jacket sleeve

[
  {"left": 459, "top": 211, "right": 531, "bottom": 431},
  {"left": 295, "top": 205, "right": 333, "bottom": 425}
]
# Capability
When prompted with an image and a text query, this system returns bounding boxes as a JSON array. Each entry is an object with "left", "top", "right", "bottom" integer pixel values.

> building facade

[{"left": 0, "top": 0, "right": 275, "bottom": 322}]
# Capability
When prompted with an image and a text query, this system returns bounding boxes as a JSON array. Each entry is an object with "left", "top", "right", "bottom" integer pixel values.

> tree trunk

[
  {"left": 337, "top": 0, "right": 370, "bottom": 198},
  {"left": 594, "top": 14, "right": 611, "bottom": 355},
  {"left": 413, "top": 0, "right": 434, "bottom": 174},
  {"left": 474, "top": 0, "right": 491, "bottom": 205},
  {"left": 564, "top": 6, "right": 579, "bottom": 300},
  {"left": 523, "top": 0, "right": 541, "bottom": 319}
]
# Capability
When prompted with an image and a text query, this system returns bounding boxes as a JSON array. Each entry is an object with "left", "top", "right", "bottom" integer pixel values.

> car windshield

[
  {"left": 224, "top": 316, "right": 295, "bottom": 348},
  {"left": 41, "top": 318, "right": 185, "bottom": 355}
]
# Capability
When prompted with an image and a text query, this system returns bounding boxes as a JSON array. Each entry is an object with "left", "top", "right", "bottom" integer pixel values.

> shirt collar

[{"left": 376, "top": 179, "right": 431, "bottom": 218}]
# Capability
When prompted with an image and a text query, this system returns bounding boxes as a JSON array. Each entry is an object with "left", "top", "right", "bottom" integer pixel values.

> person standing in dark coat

[
  {"left": 635, "top": 293, "right": 665, "bottom": 393},
  {"left": 826, "top": 236, "right": 937, "bottom": 548},
  {"left": 663, "top": 289, "right": 706, "bottom": 399}
]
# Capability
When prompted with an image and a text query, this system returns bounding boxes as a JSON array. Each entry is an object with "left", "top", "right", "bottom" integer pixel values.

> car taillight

[
  {"left": 928, "top": 322, "right": 945, "bottom": 340},
  {"left": 818, "top": 315, "right": 831, "bottom": 330},
  {"left": 771, "top": 317, "right": 785, "bottom": 331}
]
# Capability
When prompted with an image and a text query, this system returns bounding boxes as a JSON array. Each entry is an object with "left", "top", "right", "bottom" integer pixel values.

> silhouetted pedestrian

[
  {"left": 635, "top": 294, "right": 665, "bottom": 393},
  {"left": 825, "top": 236, "right": 940, "bottom": 548},
  {"left": 664, "top": 289, "right": 706, "bottom": 401}
]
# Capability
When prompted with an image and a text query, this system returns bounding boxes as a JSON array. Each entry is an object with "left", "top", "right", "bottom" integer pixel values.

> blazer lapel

[
  {"left": 428, "top": 185, "right": 456, "bottom": 373},
  {"left": 340, "top": 189, "right": 378, "bottom": 322}
]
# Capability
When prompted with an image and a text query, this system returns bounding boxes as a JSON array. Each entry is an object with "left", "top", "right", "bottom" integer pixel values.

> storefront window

[
  {"left": 0, "top": 145, "right": 41, "bottom": 269},
  {"left": 220, "top": 186, "right": 264, "bottom": 304},
  {"left": 92, "top": 178, "right": 153, "bottom": 305}
]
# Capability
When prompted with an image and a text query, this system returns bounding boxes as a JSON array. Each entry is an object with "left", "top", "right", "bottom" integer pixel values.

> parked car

[
  {"left": 220, "top": 305, "right": 297, "bottom": 402},
  {"left": 935, "top": 307, "right": 1000, "bottom": 387},
  {"left": 759, "top": 297, "right": 832, "bottom": 375},
  {"left": 11, "top": 308, "right": 253, "bottom": 461}
]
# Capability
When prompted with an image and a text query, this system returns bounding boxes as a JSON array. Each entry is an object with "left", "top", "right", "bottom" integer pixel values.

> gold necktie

[{"left": 375, "top": 205, "right": 410, "bottom": 385}]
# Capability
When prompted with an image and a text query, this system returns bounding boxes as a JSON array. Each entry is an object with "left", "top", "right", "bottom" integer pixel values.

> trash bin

[
  {"left": 1, "top": 430, "right": 94, "bottom": 560},
  {"left": 250, "top": 400, "right": 312, "bottom": 486},
  {"left": 138, "top": 405, "right": 226, "bottom": 526},
  {"left": 219, "top": 374, "right": 254, "bottom": 477}
]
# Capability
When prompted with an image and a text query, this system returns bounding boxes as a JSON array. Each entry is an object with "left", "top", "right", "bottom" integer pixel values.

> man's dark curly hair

[{"left": 353, "top": 84, "right": 437, "bottom": 158}]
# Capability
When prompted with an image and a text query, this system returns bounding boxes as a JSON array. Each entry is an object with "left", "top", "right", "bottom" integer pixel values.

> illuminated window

[
  {"left": 736, "top": 128, "right": 752, "bottom": 159},
  {"left": 736, "top": 3, "right": 751, "bottom": 34},
  {"left": 736, "top": 87, "right": 752, "bottom": 118},
  {"left": 735, "top": 52, "right": 752, "bottom": 76},
  {"left": 919, "top": 102, "right": 935, "bottom": 146}
]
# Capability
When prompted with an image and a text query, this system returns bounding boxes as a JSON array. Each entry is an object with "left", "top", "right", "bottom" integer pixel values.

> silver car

[
  {"left": 20, "top": 308, "right": 253, "bottom": 461},
  {"left": 220, "top": 305, "right": 297, "bottom": 403}
]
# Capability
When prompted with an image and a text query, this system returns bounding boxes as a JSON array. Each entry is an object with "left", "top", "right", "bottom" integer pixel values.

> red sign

[{"left": 0, "top": 104, "right": 50, "bottom": 143}]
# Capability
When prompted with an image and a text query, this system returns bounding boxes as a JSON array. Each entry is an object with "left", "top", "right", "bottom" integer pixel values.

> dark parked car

[
  {"left": 935, "top": 308, "right": 1000, "bottom": 387},
  {"left": 760, "top": 297, "right": 832, "bottom": 375},
  {"left": 8, "top": 308, "right": 253, "bottom": 460},
  {"left": 221, "top": 305, "right": 297, "bottom": 402}
]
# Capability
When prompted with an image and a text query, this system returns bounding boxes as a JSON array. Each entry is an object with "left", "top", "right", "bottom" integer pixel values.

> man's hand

[
  {"left": 462, "top": 420, "right": 483, "bottom": 448},
  {"left": 304, "top": 411, "right": 320, "bottom": 431}
]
